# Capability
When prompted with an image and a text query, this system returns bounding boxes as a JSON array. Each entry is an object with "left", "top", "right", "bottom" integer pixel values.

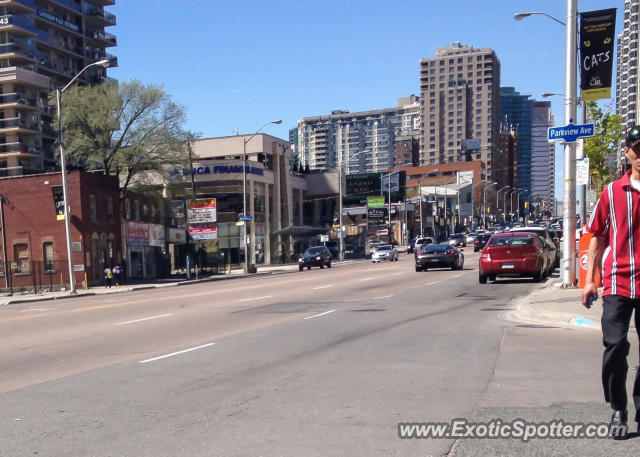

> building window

[
  {"left": 107, "top": 197, "right": 114, "bottom": 222},
  {"left": 43, "top": 242, "right": 54, "bottom": 272},
  {"left": 125, "top": 199, "right": 131, "bottom": 219},
  {"left": 13, "top": 243, "right": 29, "bottom": 273},
  {"left": 89, "top": 194, "right": 97, "bottom": 222},
  {"left": 134, "top": 201, "right": 140, "bottom": 220}
]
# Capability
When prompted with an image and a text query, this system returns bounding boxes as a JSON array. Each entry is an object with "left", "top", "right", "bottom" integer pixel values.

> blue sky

[{"left": 109, "top": 0, "right": 622, "bottom": 200}]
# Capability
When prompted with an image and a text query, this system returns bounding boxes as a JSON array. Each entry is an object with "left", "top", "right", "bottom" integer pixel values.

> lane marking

[
  {"left": 390, "top": 272, "right": 404, "bottom": 277},
  {"left": 312, "top": 285, "right": 334, "bottom": 290},
  {"left": 358, "top": 277, "right": 375, "bottom": 282},
  {"left": 424, "top": 281, "right": 441, "bottom": 286},
  {"left": 114, "top": 313, "right": 173, "bottom": 326},
  {"left": 238, "top": 295, "right": 272, "bottom": 302},
  {"left": 139, "top": 343, "right": 216, "bottom": 364},
  {"left": 20, "top": 308, "right": 52, "bottom": 313},
  {"left": 374, "top": 295, "right": 394, "bottom": 299},
  {"left": 304, "top": 309, "right": 337, "bottom": 320},
  {"left": 450, "top": 274, "right": 465, "bottom": 279}
]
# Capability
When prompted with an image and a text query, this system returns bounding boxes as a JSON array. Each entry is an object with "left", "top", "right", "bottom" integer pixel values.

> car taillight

[
  {"left": 474, "top": 240, "right": 479, "bottom": 244},
  {"left": 417, "top": 250, "right": 424, "bottom": 255},
  {"left": 447, "top": 250, "right": 456, "bottom": 255},
  {"left": 481, "top": 252, "right": 491, "bottom": 260}
]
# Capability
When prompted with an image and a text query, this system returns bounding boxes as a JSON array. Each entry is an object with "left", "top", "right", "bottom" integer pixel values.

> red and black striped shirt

[{"left": 587, "top": 170, "right": 640, "bottom": 298}]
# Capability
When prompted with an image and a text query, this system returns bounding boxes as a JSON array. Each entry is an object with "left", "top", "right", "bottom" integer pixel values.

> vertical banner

[{"left": 579, "top": 8, "right": 616, "bottom": 101}]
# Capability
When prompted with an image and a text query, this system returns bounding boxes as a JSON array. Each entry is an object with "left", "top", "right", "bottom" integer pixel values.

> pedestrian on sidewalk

[
  {"left": 112, "top": 264, "right": 122, "bottom": 287},
  {"left": 104, "top": 266, "right": 112, "bottom": 288},
  {"left": 582, "top": 125, "right": 640, "bottom": 440}
]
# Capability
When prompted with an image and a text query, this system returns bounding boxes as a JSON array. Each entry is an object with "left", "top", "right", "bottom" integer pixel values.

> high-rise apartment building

[
  {"left": 530, "top": 101, "right": 555, "bottom": 215},
  {"left": 500, "top": 87, "right": 533, "bottom": 202},
  {"left": 418, "top": 43, "right": 503, "bottom": 184},
  {"left": 616, "top": 0, "right": 639, "bottom": 169},
  {"left": 0, "top": 0, "right": 116, "bottom": 176},
  {"left": 297, "top": 95, "right": 420, "bottom": 174}
]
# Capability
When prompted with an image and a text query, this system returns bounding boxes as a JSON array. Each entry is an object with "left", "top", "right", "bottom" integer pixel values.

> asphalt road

[{"left": 1, "top": 251, "right": 638, "bottom": 456}]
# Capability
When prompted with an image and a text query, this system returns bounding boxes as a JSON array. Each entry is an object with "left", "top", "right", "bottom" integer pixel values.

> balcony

[
  {"left": 0, "top": 142, "right": 40, "bottom": 155},
  {"left": 0, "top": 92, "right": 37, "bottom": 108},
  {"left": 87, "top": 29, "right": 116, "bottom": 46},
  {"left": 84, "top": 5, "right": 116, "bottom": 26},
  {"left": 0, "top": 117, "right": 40, "bottom": 133},
  {"left": 0, "top": 0, "right": 37, "bottom": 13},
  {"left": 0, "top": 14, "right": 38, "bottom": 37},
  {"left": 84, "top": 0, "right": 115, "bottom": 6},
  {"left": 50, "top": 0, "right": 82, "bottom": 13},
  {"left": 0, "top": 41, "right": 37, "bottom": 61}
]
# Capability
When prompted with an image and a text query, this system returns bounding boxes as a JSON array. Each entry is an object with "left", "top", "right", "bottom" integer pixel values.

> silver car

[{"left": 371, "top": 244, "right": 398, "bottom": 262}]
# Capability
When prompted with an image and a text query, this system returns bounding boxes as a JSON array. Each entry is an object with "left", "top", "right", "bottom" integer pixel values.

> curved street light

[
  {"left": 337, "top": 149, "right": 370, "bottom": 261},
  {"left": 496, "top": 186, "right": 510, "bottom": 225},
  {"left": 482, "top": 182, "right": 497, "bottom": 229},
  {"left": 242, "top": 120, "right": 282, "bottom": 274},
  {"left": 57, "top": 58, "right": 111, "bottom": 294},
  {"left": 418, "top": 168, "right": 439, "bottom": 237},
  {"left": 513, "top": 11, "right": 566, "bottom": 26}
]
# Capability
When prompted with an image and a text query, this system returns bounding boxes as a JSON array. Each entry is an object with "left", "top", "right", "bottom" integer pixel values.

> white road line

[
  {"left": 450, "top": 274, "right": 465, "bottom": 279},
  {"left": 239, "top": 295, "right": 272, "bottom": 302},
  {"left": 374, "top": 295, "right": 394, "bottom": 299},
  {"left": 390, "top": 272, "right": 404, "bottom": 276},
  {"left": 114, "top": 314, "right": 173, "bottom": 326},
  {"left": 312, "top": 285, "right": 334, "bottom": 290},
  {"left": 304, "top": 309, "right": 337, "bottom": 320},
  {"left": 139, "top": 343, "right": 216, "bottom": 364},
  {"left": 358, "top": 277, "right": 375, "bottom": 282},
  {"left": 424, "top": 281, "right": 441, "bottom": 286},
  {"left": 20, "top": 308, "right": 52, "bottom": 313}
]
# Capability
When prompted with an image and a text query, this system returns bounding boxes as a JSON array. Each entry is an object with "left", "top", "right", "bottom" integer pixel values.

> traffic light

[{"left": 524, "top": 201, "right": 529, "bottom": 209}]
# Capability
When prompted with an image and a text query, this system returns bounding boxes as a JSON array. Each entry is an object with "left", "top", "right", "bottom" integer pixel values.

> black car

[
  {"left": 298, "top": 246, "right": 332, "bottom": 270},
  {"left": 415, "top": 244, "right": 464, "bottom": 272},
  {"left": 473, "top": 233, "right": 492, "bottom": 252}
]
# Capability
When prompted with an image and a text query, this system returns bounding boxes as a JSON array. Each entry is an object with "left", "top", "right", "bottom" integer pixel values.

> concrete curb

[{"left": 0, "top": 258, "right": 366, "bottom": 306}]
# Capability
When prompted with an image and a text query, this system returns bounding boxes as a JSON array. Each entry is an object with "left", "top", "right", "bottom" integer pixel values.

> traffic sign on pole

[{"left": 548, "top": 123, "right": 595, "bottom": 143}]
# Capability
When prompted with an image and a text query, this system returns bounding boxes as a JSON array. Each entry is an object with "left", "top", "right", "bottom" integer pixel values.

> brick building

[{"left": 0, "top": 170, "right": 121, "bottom": 290}]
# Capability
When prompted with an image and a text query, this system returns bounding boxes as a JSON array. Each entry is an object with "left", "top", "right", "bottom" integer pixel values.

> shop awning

[{"left": 270, "top": 225, "right": 329, "bottom": 236}]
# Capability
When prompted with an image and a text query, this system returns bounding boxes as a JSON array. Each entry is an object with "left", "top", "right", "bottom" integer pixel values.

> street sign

[
  {"left": 319, "top": 235, "right": 329, "bottom": 242},
  {"left": 239, "top": 215, "right": 253, "bottom": 222},
  {"left": 548, "top": 123, "right": 595, "bottom": 143},
  {"left": 576, "top": 157, "right": 590, "bottom": 185},
  {"left": 73, "top": 264, "right": 85, "bottom": 272}
]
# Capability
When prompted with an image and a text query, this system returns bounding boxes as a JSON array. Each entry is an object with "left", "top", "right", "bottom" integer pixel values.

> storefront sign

[
  {"left": 148, "top": 223, "right": 166, "bottom": 247},
  {"left": 168, "top": 162, "right": 264, "bottom": 178},
  {"left": 189, "top": 224, "right": 218, "bottom": 240},
  {"left": 187, "top": 199, "right": 217, "bottom": 223},
  {"left": 168, "top": 227, "right": 186, "bottom": 244},
  {"left": 51, "top": 186, "right": 65, "bottom": 220},
  {"left": 127, "top": 221, "right": 149, "bottom": 245},
  {"left": 367, "top": 196, "right": 386, "bottom": 208}
]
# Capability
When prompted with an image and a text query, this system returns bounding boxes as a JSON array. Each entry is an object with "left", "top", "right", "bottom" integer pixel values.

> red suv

[{"left": 478, "top": 232, "right": 547, "bottom": 283}]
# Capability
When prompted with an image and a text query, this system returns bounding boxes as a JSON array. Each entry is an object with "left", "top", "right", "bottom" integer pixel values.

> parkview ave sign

[{"left": 548, "top": 123, "right": 595, "bottom": 143}]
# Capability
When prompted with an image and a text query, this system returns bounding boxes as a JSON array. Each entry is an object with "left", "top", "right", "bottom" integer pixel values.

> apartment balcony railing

[
  {"left": 87, "top": 29, "right": 116, "bottom": 45},
  {"left": 0, "top": 142, "right": 38, "bottom": 154},
  {"left": 51, "top": 0, "right": 82, "bottom": 12},
  {"left": 1, "top": 14, "right": 38, "bottom": 35},
  {"left": 0, "top": 117, "right": 40, "bottom": 131},
  {"left": 13, "top": 0, "right": 38, "bottom": 10},
  {"left": 84, "top": 5, "right": 116, "bottom": 24},
  {"left": 0, "top": 93, "right": 37, "bottom": 107},
  {"left": 0, "top": 40, "right": 37, "bottom": 59}
]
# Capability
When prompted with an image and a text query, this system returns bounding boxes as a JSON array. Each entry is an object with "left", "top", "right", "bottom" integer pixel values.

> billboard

[
  {"left": 461, "top": 138, "right": 481, "bottom": 151},
  {"left": 187, "top": 198, "right": 217, "bottom": 223},
  {"left": 148, "top": 223, "right": 166, "bottom": 247},
  {"left": 128, "top": 221, "right": 149, "bottom": 246},
  {"left": 367, "top": 196, "right": 385, "bottom": 208},
  {"left": 580, "top": 8, "right": 616, "bottom": 101},
  {"left": 345, "top": 173, "right": 381, "bottom": 205}
]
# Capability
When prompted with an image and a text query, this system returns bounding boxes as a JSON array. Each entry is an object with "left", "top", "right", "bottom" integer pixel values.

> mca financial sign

[{"left": 168, "top": 163, "right": 264, "bottom": 179}]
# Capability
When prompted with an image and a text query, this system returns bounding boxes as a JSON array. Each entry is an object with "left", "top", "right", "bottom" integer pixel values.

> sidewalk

[
  {"left": 507, "top": 278, "right": 615, "bottom": 331},
  {"left": 0, "top": 259, "right": 365, "bottom": 306}
]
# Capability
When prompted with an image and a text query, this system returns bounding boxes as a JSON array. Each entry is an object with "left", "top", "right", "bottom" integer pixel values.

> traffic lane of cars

[
  {"left": 371, "top": 244, "right": 399, "bottom": 262},
  {"left": 415, "top": 244, "right": 464, "bottom": 272}
]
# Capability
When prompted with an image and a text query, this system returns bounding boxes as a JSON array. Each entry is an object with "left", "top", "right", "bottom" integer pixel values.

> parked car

[
  {"left": 407, "top": 236, "right": 436, "bottom": 254},
  {"left": 448, "top": 234, "right": 467, "bottom": 247},
  {"left": 415, "top": 244, "right": 464, "bottom": 272},
  {"left": 509, "top": 226, "right": 559, "bottom": 268},
  {"left": 473, "top": 233, "right": 492, "bottom": 252},
  {"left": 538, "top": 235, "right": 557, "bottom": 277},
  {"left": 478, "top": 232, "right": 547, "bottom": 283},
  {"left": 372, "top": 244, "right": 398, "bottom": 262},
  {"left": 298, "top": 246, "right": 332, "bottom": 271}
]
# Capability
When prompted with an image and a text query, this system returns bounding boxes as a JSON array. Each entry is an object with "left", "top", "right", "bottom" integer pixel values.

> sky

[{"left": 108, "top": 0, "right": 622, "bottom": 201}]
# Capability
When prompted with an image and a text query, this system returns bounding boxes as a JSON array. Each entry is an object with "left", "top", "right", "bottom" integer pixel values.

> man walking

[{"left": 582, "top": 126, "right": 640, "bottom": 440}]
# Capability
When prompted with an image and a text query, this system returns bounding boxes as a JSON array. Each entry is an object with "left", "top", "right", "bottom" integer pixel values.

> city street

[{"left": 0, "top": 252, "right": 638, "bottom": 456}]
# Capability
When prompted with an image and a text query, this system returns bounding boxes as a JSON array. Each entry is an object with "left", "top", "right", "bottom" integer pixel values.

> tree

[
  {"left": 583, "top": 101, "right": 623, "bottom": 194},
  {"left": 57, "top": 79, "right": 190, "bottom": 199}
]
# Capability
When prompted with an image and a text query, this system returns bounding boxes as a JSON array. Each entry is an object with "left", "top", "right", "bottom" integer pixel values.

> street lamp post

[
  {"left": 419, "top": 169, "right": 439, "bottom": 237},
  {"left": 338, "top": 149, "right": 369, "bottom": 262},
  {"left": 57, "top": 58, "right": 111, "bottom": 294},
  {"left": 503, "top": 186, "right": 512, "bottom": 223},
  {"left": 383, "top": 164, "right": 410, "bottom": 244},
  {"left": 242, "top": 120, "right": 282, "bottom": 274},
  {"left": 514, "top": 2, "right": 578, "bottom": 287},
  {"left": 483, "top": 182, "right": 497, "bottom": 229},
  {"left": 517, "top": 190, "right": 526, "bottom": 223},
  {"left": 496, "top": 186, "right": 509, "bottom": 225},
  {"left": 471, "top": 181, "right": 484, "bottom": 229}
]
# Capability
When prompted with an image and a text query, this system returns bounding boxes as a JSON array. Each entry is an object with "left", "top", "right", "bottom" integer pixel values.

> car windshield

[
  {"left": 305, "top": 247, "right": 324, "bottom": 255},
  {"left": 426, "top": 244, "right": 452, "bottom": 252},
  {"left": 488, "top": 236, "right": 533, "bottom": 246},
  {"left": 377, "top": 245, "right": 392, "bottom": 251}
]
